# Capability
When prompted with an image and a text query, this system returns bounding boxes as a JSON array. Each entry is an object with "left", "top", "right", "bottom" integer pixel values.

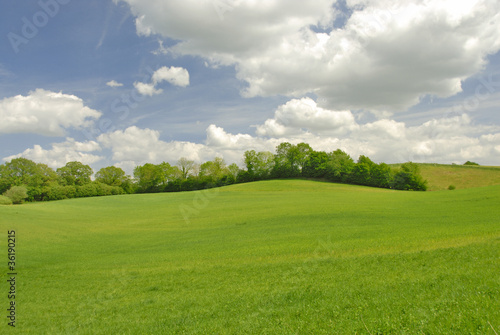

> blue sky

[{"left": 1, "top": 0, "right": 500, "bottom": 174}]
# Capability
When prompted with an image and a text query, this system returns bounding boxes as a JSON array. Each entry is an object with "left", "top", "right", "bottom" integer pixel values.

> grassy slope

[
  {"left": 391, "top": 163, "right": 500, "bottom": 191},
  {"left": 1, "top": 180, "right": 499, "bottom": 334}
]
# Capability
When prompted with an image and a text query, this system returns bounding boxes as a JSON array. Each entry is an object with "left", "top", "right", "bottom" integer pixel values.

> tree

[
  {"left": 243, "top": 150, "right": 258, "bottom": 177},
  {"left": 158, "top": 162, "right": 177, "bottom": 184},
  {"left": 57, "top": 161, "right": 93, "bottom": 186},
  {"left": 0, "top": 158, "right": 56, "bottom": 191},
  {"left": 392, "top": 162, "right": 427, "bottom": 191},
  {"left": 325, "top": 150, "right": 355, "bottom": 183},
  {"left": 199, "top": 157, "right": 227, "bottom": 181},
  {"left": 351, "top": 155, "right": 376, "bottom": 186},
  {"left": 95, "top": 166, "right": 127, "bottom": 186},
  {"left": 0, "top": 158, "right": 58, "bottom": 201},
  {"left": 0, "top": 158, "right": 39, "bottom": 192},
  {"left": 296, "top": 142, "right": 313, "bottom": 174},
  {"left": 256, "top": 151, "right": 275, "bottom": 179},
  {"left": 370, "top": 163, "right": 393, "bottom": 188},
  {"left": 133, "top": 163, "right": 164, "bottom": 193},
  {"left": 227, "top": 163, "right": 240, "bottom": 181},
  {"left": 177, "top": 158, "right": 195, "bottom": 179},
  {"left": 303, "top": 151, "right": 329, "bottom": 178},
  {"left": 272, "top": 142, "right": 300, "bottom": 178},
  {"left": 95, "top": 166, "right": 135, "bottom": 193}
]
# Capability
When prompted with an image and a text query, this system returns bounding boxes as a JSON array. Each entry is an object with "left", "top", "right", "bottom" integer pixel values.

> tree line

[{"left": 0, "top": 142, "right": 427, "bottom": 204}]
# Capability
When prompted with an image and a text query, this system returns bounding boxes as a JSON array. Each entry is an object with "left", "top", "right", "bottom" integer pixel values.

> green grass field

[
  {"left": 405, "top": 163, "right": 500, "bottom": 191},
  {"left": 1, "top": 180, "right": 499, "bottom": 334}
]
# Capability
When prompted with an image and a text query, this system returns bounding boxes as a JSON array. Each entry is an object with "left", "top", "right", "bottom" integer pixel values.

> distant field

[
  {"left": 391, "top": 163, "right": 500, "bottom": 191},
  {"left": 1, "top": 180, "right": 499, "bottom": 334}
]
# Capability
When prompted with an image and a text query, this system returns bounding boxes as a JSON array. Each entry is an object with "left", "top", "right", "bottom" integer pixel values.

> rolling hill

[
  {"left": 397, "top": 163, "right": 500, "bottom": 191},
  {"left": 1, "top": 180, "right": 499, "bottom": 334}
]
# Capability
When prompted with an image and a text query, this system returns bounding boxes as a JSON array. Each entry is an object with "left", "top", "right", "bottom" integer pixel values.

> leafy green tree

[
  {"left": 256, "top": 151, "right": 275, "bottom": 179},
  {"left": 351, "top": 155, "right": 376, "bottom": 186},
  {"left": 228, "top": 163, "right": 240, "bottom": 180},
  {"left": 272, "top": 142, "right": 300, "bottom": 178},
  {"left": 200, "top": 157, "right": 227, "bottom": 181},
  {"left": 95, "top": 166, "right": 128, "bottom": 186},
  {"left": 133, "top": 163, "right": 164, "bottom": 193},
  {"left": 57, "top": 161, "right": 93, "bottom": 186},
  {"left": 0, "top": 158, "right": 58, "bottom": 200},
  {"left": 160, "top": 162, "right": 183, "bottom": 185},
  {"left": 392, "top": 162, "right": 427, "bottom": 191},
  {"left": 244, "top": 151, "right": 274, "bottom": 180},
  {"left": 0, "top": 158, "right": 39, "bottom": 192},
  {"left": 177, "top": 158, "right": 196, "bottom": 179},
  {"left": 370, "top": 163, "right": 393, "bottom": 188},
  {"left": 303, "top": 151, "right": 329, "bottom": 178},
  {"left": 95, "top": 166, "right": 135, "bottom": 194},
  {"left": 296, "top": 142, "right": 313, "bottom": 174},
  {"left": 243, "top": 150, "right": 258, "bottom": 177},
  {"left": 325, "top": 150, "right": 355, "bottom": 183}
]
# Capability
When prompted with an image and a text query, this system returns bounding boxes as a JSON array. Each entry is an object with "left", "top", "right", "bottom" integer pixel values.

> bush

[
  {"left": 3, "top": 185, "right": 28, "bottom": 204},
  {"left": 46, "top": 184, "right": 77, "bottom": 201},
  {"left": 391, "top": 163, "right": 427, "bottom": 191},
  {"left": 0, "top": 195, "right": 13, "bottom": 205},
  {"left": 448, "top": 185, "right": 456, "bottom": 190},
  {"left": 464, "top": 161, "right": 479, "bottom": 166}
]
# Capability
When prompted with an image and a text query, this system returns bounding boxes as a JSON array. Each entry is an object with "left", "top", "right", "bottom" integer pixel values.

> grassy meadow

[
  {"left": 1, "top": 180, "right": 499, "bottom": 334},
  {"left": 405, "top": 163, "right": 500, "bottom": 191}
]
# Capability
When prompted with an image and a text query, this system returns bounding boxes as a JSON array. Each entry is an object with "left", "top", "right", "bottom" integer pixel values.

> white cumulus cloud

[
  {"left": 118, "top": 0, "right": 500, "bottom": 113},
  {"left": 256, "top": 98, "right": 357, "bottom": 137},
  {"left": 97, "top": 126, "right": 207, "bottom": 167},
  {"left": 3, "top": 138, "right": 103, "bottom": 169},
  {"left": 133, "top": 66, "right": 190, "bottom": 96},
  {"left": 133, "top": 81, "right": 163, "bottom": 96},
  {"left": 0, "top": 89, "right": 102, "bottom": 136},
  {"left": 152, "top": 66, "right": 190, "bottom": 87}
]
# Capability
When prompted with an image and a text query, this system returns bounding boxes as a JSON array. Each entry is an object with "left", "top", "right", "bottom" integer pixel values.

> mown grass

[
  {"left": 404, "top": 163, "right": 500, "bottom": 191},
  {"left": 1, "top": 180, "right": 499, "bottom": 334}
]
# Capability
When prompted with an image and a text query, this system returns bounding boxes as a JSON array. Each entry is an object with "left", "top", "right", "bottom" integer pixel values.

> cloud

[
  {"left": 9, "top": 94, "right": 497, "bottom": 173},
  {"left": 133, "top": 81, "right": 163, "bottom": 96},
  {"left": 97, "top": 126, "right": 207, "bottom": 165},
  {"left": 152, "top": 66, "right": 190, "bottom": 87},
  {"left": 89, "top": 96, "right": 500, "bottom": 172},
  {"left": 0, "top": 89, "right": 102, "bottom": 136},
  {"left": 133, "top": 66, "right": 190, "bottom": 96},
  {"left": 96, "top": 125, "right": 276, "bottom": 173},
  {"left": 118, "top": 0, "right": 500, "bottom": 112},
  {"left": 106, "top": 80, "right": 124, "bottom": 87},
  {"left": 3, "top": 138, "right": 103, "bottom": 169},
  {"left": 256, "top": 98, "right": 357, "bottom": 137}
]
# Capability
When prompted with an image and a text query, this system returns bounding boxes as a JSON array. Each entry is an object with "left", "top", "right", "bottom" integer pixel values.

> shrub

[
  {"left": 391, "top": 163, "right": 427, "bottom": 191},
  {"left": 46, "top": 184, "right": 77, "bottom": 201},
  {"left": 3, "top": 185, "right": 28, "bottom": 204},
  {"left": 448, "top": 185, "right": 456, "bottom": 190},
  {"left": 0, "top": 195, "right": 13, "bottom": 205},
  {"left": 464, "top": 161, "right": 479, "bottom": 166}
]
